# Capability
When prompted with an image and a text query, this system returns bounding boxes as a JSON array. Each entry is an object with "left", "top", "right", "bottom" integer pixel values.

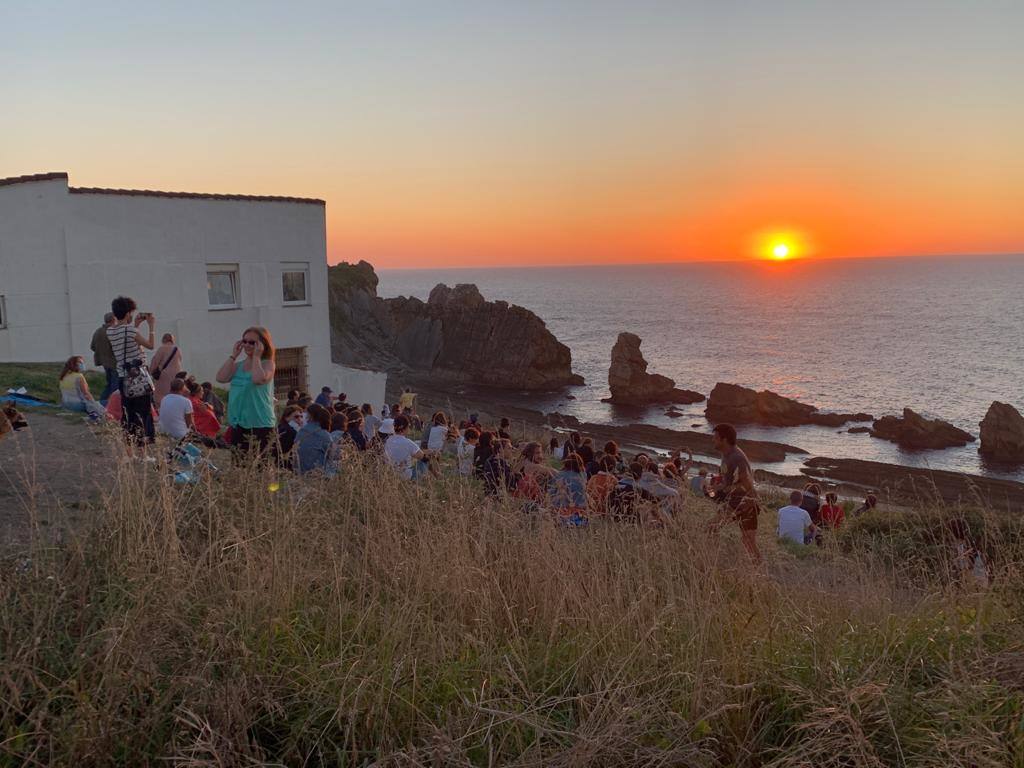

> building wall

[{"left": 0, "top": 175, "right": 386, "bottom": 407}]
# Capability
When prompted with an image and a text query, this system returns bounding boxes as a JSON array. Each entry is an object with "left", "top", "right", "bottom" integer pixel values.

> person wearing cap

[
  {"left": 383, "top": 414, "right": 430, "bottom": 479},
  {"left": 314, "top": 386, "right": 333, "bottom": 408}
]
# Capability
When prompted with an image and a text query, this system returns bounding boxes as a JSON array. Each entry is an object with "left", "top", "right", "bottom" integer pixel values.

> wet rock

[
  {"left": 870, "top": 408, "right": 975, "bottom": 450},
  {"left": 605, "top": 332, "right": 704, "bottom": 406},
  {"left": 848, "top": 426, "right": 872, "bottom": 434},
  {"left": 979, "top": 401, "right": 1024, "bottom": 462},
  {"left": 706, "top": 382, "right": 873, "bottom": 427}
]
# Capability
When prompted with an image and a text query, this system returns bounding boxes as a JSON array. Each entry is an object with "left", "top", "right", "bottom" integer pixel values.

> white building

[{"left": 0, "top": 171, "right": 385, "bottom": 405}]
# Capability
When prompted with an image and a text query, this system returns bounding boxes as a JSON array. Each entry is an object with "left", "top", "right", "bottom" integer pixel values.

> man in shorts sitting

[{"left": 710, "top": 423, "right": 762, "bottom": 565}]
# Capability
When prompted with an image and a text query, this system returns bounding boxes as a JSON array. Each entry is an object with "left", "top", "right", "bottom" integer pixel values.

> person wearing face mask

[
  {"left": 58, "top": 355, "right": 105, "bottom": 420},
  {"left": 273, "top": 404, "right": 305, "bottom": 468}
]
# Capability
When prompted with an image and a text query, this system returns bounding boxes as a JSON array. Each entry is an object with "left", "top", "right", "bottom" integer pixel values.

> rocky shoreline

[
  {"left": 330, "top": 260, "right": 1024, "bottom": 510},
  {"left": 386, "top": 376, "right": 1024, "bottom": 511}
]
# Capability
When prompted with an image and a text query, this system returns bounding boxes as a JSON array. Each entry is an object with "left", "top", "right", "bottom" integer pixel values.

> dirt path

[{"left": 0, "top": 411, "right": 117, "bottom": 551}]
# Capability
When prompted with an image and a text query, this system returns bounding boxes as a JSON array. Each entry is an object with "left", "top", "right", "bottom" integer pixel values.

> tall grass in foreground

[{"left": 1, "top": 446, "right": 1023, "bottom": 767}]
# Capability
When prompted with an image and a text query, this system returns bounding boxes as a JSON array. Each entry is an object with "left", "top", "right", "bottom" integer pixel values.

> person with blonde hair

[
  {"left": 216, "top": 326, "right": 276, "bottom": 455},
  {"left": 58, "top": 355, "right": 105, "bottom": 420}
]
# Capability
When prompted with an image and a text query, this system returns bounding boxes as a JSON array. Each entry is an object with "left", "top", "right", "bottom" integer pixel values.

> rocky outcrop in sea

[
  {"left": 705, "top": 382, "right": 873, "bottom": 427},
  {"left": 869, "top": 408, "right": 975, "bottom": 450},
  {"left": 979, "top": 401, "right": 1024, "bottom": 463},
  {"left": 328, "top": 260, "right": 583, "bottom": 390},
  {"left": 605, "top": 332, "right": 704, "bottom": 406}
]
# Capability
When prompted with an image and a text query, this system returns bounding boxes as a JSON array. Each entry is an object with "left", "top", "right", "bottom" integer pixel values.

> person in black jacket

[{"left": 483, "top": 439, "right": 517, "bottom": 496}]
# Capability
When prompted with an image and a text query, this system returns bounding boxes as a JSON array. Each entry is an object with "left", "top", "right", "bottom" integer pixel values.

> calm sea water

[{"left": 378, "top": 255, "right": 1024, "bottom": 481}]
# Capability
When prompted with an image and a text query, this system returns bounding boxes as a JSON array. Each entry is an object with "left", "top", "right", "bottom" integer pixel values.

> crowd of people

[{"left": 59, "top": 296, "right": 895, "bottom": 567}]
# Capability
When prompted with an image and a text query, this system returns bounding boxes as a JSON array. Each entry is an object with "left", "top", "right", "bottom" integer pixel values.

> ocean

[{"left": 378, "top": 255, "right": 1024, "bottom": 481}]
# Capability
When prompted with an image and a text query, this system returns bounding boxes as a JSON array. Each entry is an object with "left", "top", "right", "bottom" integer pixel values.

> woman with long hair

[
  {"left": 216, "top": 326, "right": 276, "bottom": 456},
  {"left": 58, "top": 355, "right": 105, "bottom": 420}
]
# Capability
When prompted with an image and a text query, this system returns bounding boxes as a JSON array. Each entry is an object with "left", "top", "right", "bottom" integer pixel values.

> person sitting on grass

[
  {"left": 586, "top": 454, "right": 619, "bottom": 516},
  {"left": 345, "top": 410, "right": 368, "bottom": 451},
  {"left": 514, "top": 441, "right": 556, "bottom": 502},
  {"left": 201, "top": 382, "right": 225, "bottom": 420},
  {"left": 58, "top": 355, "right": 106, "bottom": 420},
  {"left": 777, "top": 490, "right": 816, "bottom": 545},
  {"left": 690, "top": 467, "right": 709, "bottom": 496},
  {"left": 295, "top": 404, "right": 336, "bottom": 476},
  {"left": 854, "top": 494, "right": 878, "bottom": 516},
  {"left": 273, "top": 405, "right": 304, "bottom": 468},
  {"left": 186, "top": 381, "right": 222, "bottom": 441},
  {"left": 819, "top": 492, "right": 844, "bottom": 529},
  {"left": 156, "top": 378, "right": 195, "bottom": 441},
  {"left": 384, "top": 414, "right": 430, "bottom": 479},
  {"left": 483, "top": 438, "right": 517, "bottom": 496},
  {"left": 456, "top": 427, "right": 480, "bottom": 477},
  {"left": 550, "top": 453, "right": 588, "bottom": 521}
]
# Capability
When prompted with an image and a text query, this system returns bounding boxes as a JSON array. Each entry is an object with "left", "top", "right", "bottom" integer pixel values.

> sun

[{"left": 752, "top": 229, "right": 811, "bottom": 261}]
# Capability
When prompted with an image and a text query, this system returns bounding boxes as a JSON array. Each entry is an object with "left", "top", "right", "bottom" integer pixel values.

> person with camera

[
  {"left": 216, "top": 326, "right": 276, "bottom": 457},
  {"left": 149, "top": 333, "right": 182, "bottom": 407},
  {"left": 105, "top": 296, "right": 157, "bottom": 448}
]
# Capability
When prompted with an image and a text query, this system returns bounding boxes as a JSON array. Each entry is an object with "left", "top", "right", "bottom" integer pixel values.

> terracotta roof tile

[{"left": 0, "top": 172, "right": 69, "bottom": 188}]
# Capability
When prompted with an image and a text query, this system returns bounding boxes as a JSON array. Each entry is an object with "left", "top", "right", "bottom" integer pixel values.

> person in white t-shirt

[
  {"left": 455, "top": 427, "right": 480, "bottom": 476},
  {"left": 426, "top": 411, "right": 451, "bottom": 452},
  {"left": 384, "top": 415, "right": 430, "bottom": 479},
  {"left": 157, "top": 378, "right": 195, "bottom": 441},
  {"left": 777, "top": 490, "right": 815, "bottom": 545}
]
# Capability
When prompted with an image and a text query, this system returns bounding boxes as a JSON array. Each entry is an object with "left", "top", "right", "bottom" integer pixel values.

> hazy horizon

[{"left": 5, "top": 0, "right": 1023, "bottom": 268}]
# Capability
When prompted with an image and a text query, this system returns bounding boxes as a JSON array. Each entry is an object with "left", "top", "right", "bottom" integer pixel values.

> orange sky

[{"left": 4, "top": 2, "right": 1023, "bottom": 268}]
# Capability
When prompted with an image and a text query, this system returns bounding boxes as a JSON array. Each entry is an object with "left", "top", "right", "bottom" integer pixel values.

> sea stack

[
  {"left": 979, "top": 401, "right": 1024, "bottom": 462},
  {"left": 605, "top": 332, "right": 704, "bottom": 406},
  {"left": 870, "top": 408, "right": 975, "bottom": 450}
]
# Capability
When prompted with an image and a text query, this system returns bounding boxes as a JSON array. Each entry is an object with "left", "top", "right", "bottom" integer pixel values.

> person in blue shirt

[
  {"left": 314, "top": 386, "right": 334, "bottom": 408},
  {"left": 295, "top": 404, "right": 336, "bottom": 476},
  {"left": 550, "top": 453, "right": 588, "bottom": 519}
]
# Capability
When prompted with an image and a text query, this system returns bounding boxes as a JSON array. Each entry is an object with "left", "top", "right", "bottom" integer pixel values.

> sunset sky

[{"left": 4, "top": 1, "right": 1023, "bottom": 268}]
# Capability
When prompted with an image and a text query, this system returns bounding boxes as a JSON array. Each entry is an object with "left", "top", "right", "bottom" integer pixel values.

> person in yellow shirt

[{"left": 398, "top": 387, "right": 417, "bottom": 413}]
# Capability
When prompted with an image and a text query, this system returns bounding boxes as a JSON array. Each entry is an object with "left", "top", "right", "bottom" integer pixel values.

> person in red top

[
  {"left": 819, "top": 492, "right": 845, "bottom": 529},
  {"left": 186, "top": 380, "right": 222, "bottom": 440}
]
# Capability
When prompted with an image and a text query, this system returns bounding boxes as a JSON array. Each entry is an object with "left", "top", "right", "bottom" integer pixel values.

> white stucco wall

[{"left": 0, "top": 174, "right": 386, "bottom": 407}]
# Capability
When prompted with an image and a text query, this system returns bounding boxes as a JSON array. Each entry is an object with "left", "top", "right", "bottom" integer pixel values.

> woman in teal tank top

[{"left": 216, "top": 326, "right": 276, "bottom": 455}]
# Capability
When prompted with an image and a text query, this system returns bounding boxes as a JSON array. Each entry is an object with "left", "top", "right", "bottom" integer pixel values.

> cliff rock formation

[
  {"left": 979, "top": 401, "right": 1024, "bottom": 462},
  {"left": 870, "top": 408, "right": 975, "bottom": 450},
  {"left": 605, "top": 332, "right": 704, "bottom": 405},
  {"left": 328, "top": 261, "right": 583, "bottom": 390},
  {"left": 705, "top": 382, "right": 873, "bottom": 427}
]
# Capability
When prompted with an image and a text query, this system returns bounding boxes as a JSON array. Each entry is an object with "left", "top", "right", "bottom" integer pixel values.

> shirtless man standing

[{"left": 710, "top": 423, "right": 762, "bottom": 565}]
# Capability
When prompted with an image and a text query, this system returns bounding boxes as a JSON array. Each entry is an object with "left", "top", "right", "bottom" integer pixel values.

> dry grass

[{"left": 1, "top": 441, "right": 1022, "bottom": 767}]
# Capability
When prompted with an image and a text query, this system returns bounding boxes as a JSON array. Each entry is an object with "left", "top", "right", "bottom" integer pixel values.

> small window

[
  {"left": 0, "top": 296, "right": 6, "bottom": 329},
  {"left": 282, "top": 262, "right": 309, "bottom": 305},
  {"left": 207, "top": 264, "right": 239, "bottom": 309}
]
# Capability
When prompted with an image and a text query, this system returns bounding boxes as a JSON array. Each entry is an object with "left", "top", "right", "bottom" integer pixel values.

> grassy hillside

[
  {"left": 0, "top": 362, "right": 106, "bottom": 403},
  {"left": 1, "top": 447, "right": 1021, "bottom": 765}
]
